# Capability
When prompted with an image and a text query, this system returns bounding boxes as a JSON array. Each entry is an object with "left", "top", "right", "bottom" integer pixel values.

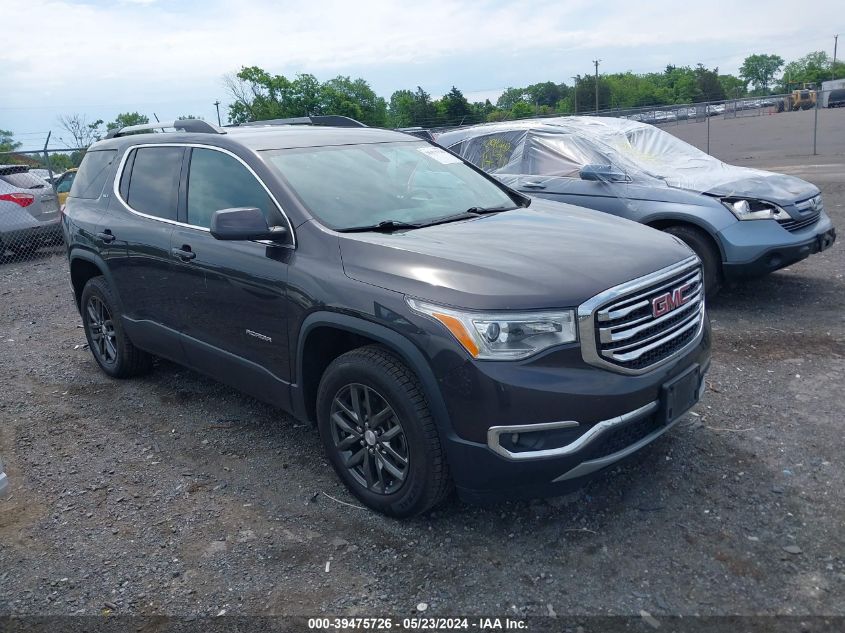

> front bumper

[
  {"left": 439, "top": 319, "right": 711, "bottom": 500},
  {"left": 718, "top": 212, "right": 835, "bottom": 279}
]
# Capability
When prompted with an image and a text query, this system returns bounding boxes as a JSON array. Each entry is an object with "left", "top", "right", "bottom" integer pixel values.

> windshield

[{"left": 263, "top": 141, "right": 516, "bottom": 230}]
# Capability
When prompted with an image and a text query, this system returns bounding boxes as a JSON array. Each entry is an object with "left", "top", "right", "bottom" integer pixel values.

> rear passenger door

[
  {"left": 169, "top": 146, "right": 294, "bottom": 408},
  {"left": 107, "top": 145, "right": 187, "bottom": 360}
]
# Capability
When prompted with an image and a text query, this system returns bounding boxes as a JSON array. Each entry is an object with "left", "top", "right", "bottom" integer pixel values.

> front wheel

[
  {"left": 316, "top": 346, "right": 452, "bottom": 517},
  {"left": 663, "top": 225, "right": 723, "bottom": 299},
  {"left": 80, "top": 276, "right": 152, "bottom": 378}
]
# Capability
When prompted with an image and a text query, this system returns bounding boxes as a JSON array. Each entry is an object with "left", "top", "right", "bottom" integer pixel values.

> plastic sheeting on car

[{"left": 437, "top": 116, "right": 817, "bottom": 202}]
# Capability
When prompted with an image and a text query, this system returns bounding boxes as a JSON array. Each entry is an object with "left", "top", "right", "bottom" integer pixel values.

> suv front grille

[
  {"left": 578, "top": 258, "right": 705, "bottom": 374},
  {"left": 780, "top": 195, "right": 823, "bottom": 232}
]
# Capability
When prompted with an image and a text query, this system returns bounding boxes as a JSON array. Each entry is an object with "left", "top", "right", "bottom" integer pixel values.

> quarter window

[
  {"left": 187, "top": 148, "right": 279, "bottom": 229},
  {"left": 71, "top": 151, "right": 117, "bottom": 199},
  {"left": 124, "top": 147, "right": 183, "bottom": 220}
]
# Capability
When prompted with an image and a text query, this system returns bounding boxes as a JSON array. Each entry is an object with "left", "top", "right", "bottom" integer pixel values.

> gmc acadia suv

[{"left": 63, "top": 118, "right": 711, "bottom": 516}]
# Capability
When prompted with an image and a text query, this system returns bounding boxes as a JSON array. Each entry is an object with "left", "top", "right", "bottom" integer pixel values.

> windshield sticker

[{"left": 417, "top": 146, "right": 462, "bottom": 165}]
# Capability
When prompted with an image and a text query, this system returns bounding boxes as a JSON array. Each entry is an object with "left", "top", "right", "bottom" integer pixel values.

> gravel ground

[{"left": 0, "top": 158, "right": 843, "bottom": 621}]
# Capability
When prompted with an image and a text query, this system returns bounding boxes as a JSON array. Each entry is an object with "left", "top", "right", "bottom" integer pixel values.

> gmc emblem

[{"left": 652, "top": 282, "right": 692, "bottom": 318}]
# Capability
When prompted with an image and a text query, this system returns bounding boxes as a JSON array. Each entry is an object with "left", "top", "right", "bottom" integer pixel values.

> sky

[{"left": 1, "top": 0, "right": 841, "bottom": 149}]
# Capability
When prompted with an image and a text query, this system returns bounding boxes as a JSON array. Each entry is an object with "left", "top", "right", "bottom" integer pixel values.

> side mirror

[
  {"left": 579, "top": 164, "right": 628, "bottom": 183},
  {"left": 210, "top": 207, "right": 287, "bottom": 242}
]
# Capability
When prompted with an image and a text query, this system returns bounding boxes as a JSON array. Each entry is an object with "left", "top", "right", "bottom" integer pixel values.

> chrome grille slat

[
  {"left": 597, "top": 269, "right": 701, "bottom": 319},
  {"left": 603, "top": 304, "right": 702, "bottom": 353},
  {"left": 778, "top": 211, "right": 821, "bottom": 233},
  {"left": 600, "top": 286, "right": 702, "bottom": 344},
  {"left": 578, "top": 256, "right": 705, "bottom": 375},
  {"left": 606, "top": 311, "right": 653, "bottom": 330},
  {"left": 597, "top": 299, "right": 649, "bottom": 323},
  {"left": 606, "top": 307, "right": 704, "bottom": 362}
]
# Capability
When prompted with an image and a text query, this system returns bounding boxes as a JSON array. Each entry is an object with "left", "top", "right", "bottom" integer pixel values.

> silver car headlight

[
  {"left": 721, "top": 197, "right": 789, "bottom": 221},
  {"left": 407, "top": 299, "right": 576, "bottom": 360}
]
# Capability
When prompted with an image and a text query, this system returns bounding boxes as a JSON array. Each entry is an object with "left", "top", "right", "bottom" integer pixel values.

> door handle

[
  {"left": 522, "top": 181, "right": 546, "bottom": 189},
  {"left": 171, "top": 246, "right": 196, "bottom": 261},
  {"left": 97, "top": 230, "right": 116, "bottom": 243}
]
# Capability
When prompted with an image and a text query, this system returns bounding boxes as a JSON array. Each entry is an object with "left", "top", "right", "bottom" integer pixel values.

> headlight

[
  {"left": 407, "top": 299, "right": 576, "bottom": 360},
  {"left": 721, "top": 197, "right": 789, "bottom": 221}
]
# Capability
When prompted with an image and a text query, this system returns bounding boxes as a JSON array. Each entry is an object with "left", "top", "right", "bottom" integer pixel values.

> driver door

[{"left": 168, "top": 147, "right": 294, "bottom": 409}]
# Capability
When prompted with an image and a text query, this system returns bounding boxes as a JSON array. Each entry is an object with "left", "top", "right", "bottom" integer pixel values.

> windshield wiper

[
  {"left": 338, "top": 220, "right": 422, "bottom": 233},
  {"left": 337, "top": 205, "right": 518, "bottom": 234},
  {"left": 464, "top": 204, "right": 518, "bottom": 214}
]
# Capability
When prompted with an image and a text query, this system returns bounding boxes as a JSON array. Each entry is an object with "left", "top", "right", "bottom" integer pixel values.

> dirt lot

[{"left": 1, "top": 149, "right": 843, "bottom": 621}]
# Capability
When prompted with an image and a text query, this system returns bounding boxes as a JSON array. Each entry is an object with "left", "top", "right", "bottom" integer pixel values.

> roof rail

[
  {"left": 105, "top": 119, "right": 225, "bottom": 139},
  {"left": 238, "top": 115, "right": 367, "bottom": 128}
]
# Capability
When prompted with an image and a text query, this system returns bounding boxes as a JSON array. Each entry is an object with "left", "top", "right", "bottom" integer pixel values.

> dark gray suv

[{"left": 63, "top": 119, "right": 711, "bottom": 516}]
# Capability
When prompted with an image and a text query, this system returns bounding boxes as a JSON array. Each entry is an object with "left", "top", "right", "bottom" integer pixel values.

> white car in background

[{"left": 0, "top": 457, "right": 8, "bottom": 497}]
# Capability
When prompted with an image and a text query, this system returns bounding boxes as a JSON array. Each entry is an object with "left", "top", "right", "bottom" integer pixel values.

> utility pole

[
  {"left": 834, "top": 35, "right": 839, "bottom": 81},
  {"left": 571, "top": 76, "right": 578, "bottom": 114},
  {"left": 214, "top": 100, "right": 222, "bottom": 126},
  {"left": 593, "top": 60, "right": 601, "bottom": 113}
]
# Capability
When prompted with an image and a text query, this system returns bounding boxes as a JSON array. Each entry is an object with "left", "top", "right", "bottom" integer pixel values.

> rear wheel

[
  {"left": 316, "top": 346, "right": 452, "bottom": 517},
  {"left": 80, "top": 276, "right": 152, "bottom": 378},
  {"left": 663, "top": 225, "right": 722, "bottom": 299}
]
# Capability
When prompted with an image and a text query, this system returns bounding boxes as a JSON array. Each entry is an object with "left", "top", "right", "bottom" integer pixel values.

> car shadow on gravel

[{"left": 710, "top": 270, "right": 843, "bottom": 313}]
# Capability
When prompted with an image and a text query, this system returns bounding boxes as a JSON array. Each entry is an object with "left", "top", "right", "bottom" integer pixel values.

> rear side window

[
  {"left": 186, "top": 148, "right": 280, "bottom": 228},
  {"left": 70, "top": 150, "right": 117, "bottom": 199},
  {"left": 0, "top": 171, "right": 48, "bottom": 190},
  {"left": 124, "top": 147, "right": 183, "bottom": 220}
]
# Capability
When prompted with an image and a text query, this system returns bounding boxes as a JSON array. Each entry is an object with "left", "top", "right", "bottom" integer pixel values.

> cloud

[{"left": 0, "top": 0, "right": 840, "bottom": 133}]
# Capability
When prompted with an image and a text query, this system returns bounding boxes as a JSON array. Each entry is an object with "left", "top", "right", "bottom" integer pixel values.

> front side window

[
  {"left": 71, "top": 151, "right": 116, "bottom": 199},
  {"left": 124, "top": 147, "right": 183, "bottom": 220},
  {"left": 460, "top": 132, "right": 525, "bottom": 174},
  {"left": 263, "top": 141, "right": 516, "bottom": 231},
  {"left": 186, "top": 148, "right": 280, "bottom": 229}
]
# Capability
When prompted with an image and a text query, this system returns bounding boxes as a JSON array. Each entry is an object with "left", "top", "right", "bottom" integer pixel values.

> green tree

[
  {"left": 106, "top": 112, "right": 150, "bottom": 132},
  {"left": 409, "top": 87, "right": 438, "bottom": 126},
  {"left": 177, "top": 114, "right": 204, "bottom": 120},
  {"left": 739, "top": 53, "right": 784, "bottom": 93},
  {"left": 525, "top": 82, "right": 566, "bottom": 108},
  {"left": 496, "top": 87, "right": 529, "bottom": 110},
  {"left": 0, "top": 129, "right": 21, "bottom": 154},
  {"left": 224, "top": 67, "right": 322, "bottom": 124},
  {"left": 388, "top": 89, "right": 416, "bottom": 127},
  {"left": 225, "top": 66, "right": 386, "bottom": 126},
  {"left": 779, "top": 51, "right": 845, "bottom": 90},
  {"left": 574, "top": 75, "right": 611, "bottom": 111},
  {"left": 438, "top": 86, "right": 472, "bottom": 126},
  {"left": 718, "top": 74, "right": 746, "bottom": 99},
  {"left": 45, "top": 153, "right": 74, "bottom": 171},
  {"left": 693, "top": 65, "right": 726, "bottom": 102},
  {"left": 319, "top": 76, "right": 387, "bottom": 126},
  {"left": 510, "top": 101, "right": 534, "bottom": 119}
]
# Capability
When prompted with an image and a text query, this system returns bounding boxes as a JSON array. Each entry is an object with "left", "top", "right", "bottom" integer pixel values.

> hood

[
  {"left": 694, "top": 166, "right": 819, "bottom": 205},
  {"left": 339, "top": 199, "right": 694, "bottom": 310}
]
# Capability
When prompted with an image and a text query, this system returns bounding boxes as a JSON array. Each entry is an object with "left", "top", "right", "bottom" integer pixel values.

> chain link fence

[{"left": 0, "top": 148, "right": 86, "bottom": 266}]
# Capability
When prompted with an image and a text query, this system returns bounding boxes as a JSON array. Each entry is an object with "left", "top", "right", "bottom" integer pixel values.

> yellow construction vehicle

[{"left": 789, "top": 83, "right": 818, "bottom": 110}]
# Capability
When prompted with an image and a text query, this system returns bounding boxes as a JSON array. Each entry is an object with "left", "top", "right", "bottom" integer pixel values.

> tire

[
  {"left": 663, "top": 225, "right": 723, "bottom": 299},
  {"left": 80, "top": 276, "right": 153, "bottom": 378},
  {"left": 316, "top": 345, "right": 452, "bottom": 517}
]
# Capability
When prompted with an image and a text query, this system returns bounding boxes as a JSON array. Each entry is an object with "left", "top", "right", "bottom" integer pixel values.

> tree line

[
  {"left": 2, "top": 48, "right": 842, "bottom": 171},
  {"left": 224, "top": 50, "right": 844, "bottom": 128}
]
